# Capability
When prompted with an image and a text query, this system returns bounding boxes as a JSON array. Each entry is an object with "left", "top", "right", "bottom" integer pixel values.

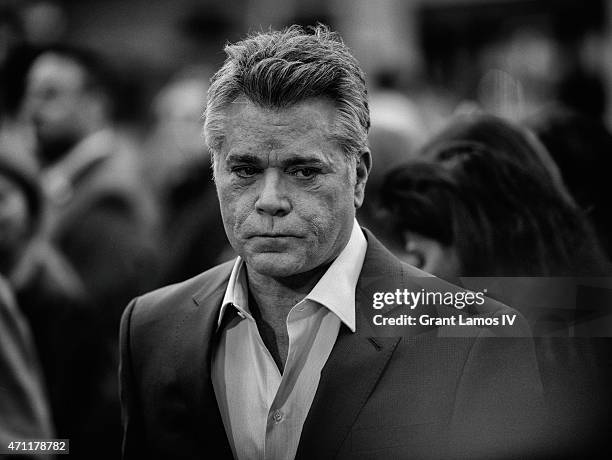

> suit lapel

[
  {"left": 296, "top": 326, "right": 399, "bottom": 459},
  {"left": 296, "top": 230, "right": 408, "bottom": 459},
  {"left": 175, "top": 262, "right": 235, "bottom": 457}
]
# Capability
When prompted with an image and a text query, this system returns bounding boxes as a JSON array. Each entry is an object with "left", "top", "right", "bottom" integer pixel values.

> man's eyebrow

[
  {"left": 280, "top": 156, "right": 327, "bottom": 167},
  {"left": 225, "top": 153, "right": 261, "bottom": 164},
  {"left": 225, "top": 153, "right": 329, "bottom": 167}
]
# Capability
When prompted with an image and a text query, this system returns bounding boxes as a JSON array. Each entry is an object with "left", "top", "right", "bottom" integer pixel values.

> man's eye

[
  {"left": 289, "top": 168, "right": 318, "bottom": 179},
  {"left": 232, "top": 166, "right": 259, "bottom": 178}
]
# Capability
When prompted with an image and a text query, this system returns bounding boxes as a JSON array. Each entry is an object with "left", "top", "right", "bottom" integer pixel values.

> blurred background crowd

[{"left": 1, "top": 0, "right": 612, "bottom": 458}]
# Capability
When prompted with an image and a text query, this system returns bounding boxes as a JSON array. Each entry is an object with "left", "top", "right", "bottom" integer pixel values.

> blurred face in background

[
  {"left": 0, "top": 175, "right": 31, "bottom": 275},
  {"left": 23, "top": 53, "right": 90, "bottom": 163},
  {"left": 214, "top": 97, "right": 369, "bottom": 280},
  {"left": 154, "top": 78, "right": 208, "bottom": 160},
  {"left": 150, "top": 77, "right": 210, "bottom": 185}
]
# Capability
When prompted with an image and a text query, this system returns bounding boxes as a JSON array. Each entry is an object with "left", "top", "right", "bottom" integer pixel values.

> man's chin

[{"left": 244, "top": 253, "right": 305, "bottom": 278}]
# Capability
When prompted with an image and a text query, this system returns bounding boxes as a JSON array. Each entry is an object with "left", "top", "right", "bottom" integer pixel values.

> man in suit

[
  {"left": 23, "top": 45, "right": 160, "bottom": 318},
  {"left": 120, "top": 25, "right": 546, "bottom": 459}
]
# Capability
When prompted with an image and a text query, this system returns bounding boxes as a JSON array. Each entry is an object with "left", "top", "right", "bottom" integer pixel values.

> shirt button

[{"left": 272, "top": 410, "right": 283, "bottom": 423}]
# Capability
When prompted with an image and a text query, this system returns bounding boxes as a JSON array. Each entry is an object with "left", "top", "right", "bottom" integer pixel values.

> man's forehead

[
  {"left": 219, "top": 97, "right": 342, "bottom": 158},
  {"left": 224, "top": 96, "right": 337, "bottom": 130}
]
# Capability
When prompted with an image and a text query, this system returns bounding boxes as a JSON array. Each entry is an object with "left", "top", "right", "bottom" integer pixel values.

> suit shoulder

[{"left": 126, "top": 259, "right": 234, "bottom": 323}]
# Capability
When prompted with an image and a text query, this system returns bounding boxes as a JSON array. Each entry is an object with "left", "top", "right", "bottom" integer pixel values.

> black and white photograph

[{"left": 0, "top": 0, "right": 611, "bottom": 458}]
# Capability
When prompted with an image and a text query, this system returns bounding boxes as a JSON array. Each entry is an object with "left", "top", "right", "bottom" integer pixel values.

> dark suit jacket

[{"left": 119, "top": 230, "right": 546, "bottom": 459}]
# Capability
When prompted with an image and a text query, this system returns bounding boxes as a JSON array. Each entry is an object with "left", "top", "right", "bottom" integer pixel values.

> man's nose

[{"left": 255, "top": 169, "right": 290, "bottom": 217}]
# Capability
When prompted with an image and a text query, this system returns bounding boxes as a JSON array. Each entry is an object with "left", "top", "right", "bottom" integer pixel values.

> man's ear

[{"left": 354, "top": 149, "right": 372, "bottom": 209}]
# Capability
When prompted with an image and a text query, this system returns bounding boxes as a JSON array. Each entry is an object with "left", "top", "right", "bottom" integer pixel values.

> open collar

[{"left": 216, "top": 219, "right": 366, "bottom": 332}]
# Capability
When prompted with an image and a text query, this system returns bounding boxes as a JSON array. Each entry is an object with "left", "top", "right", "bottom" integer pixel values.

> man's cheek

[
  {"left": 230, "top": 198, "right": 258, "bottom": 237},
  {"left": 303, "top": 194, "right": 343, "bottom": 221},
  {"left": 219, "top": 185, "right": 249, "bottom": 212}
]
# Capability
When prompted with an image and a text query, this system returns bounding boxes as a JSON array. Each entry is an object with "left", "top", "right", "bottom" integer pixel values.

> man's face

[
  {"left": 214, "top": 97, "right": 369, "bottom": 279},
  {"left": 23, "top": 53, "right": 88, "bottom": 158}
]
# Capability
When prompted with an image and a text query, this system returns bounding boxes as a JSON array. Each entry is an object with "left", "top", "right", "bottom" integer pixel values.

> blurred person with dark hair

[
  {"left": 22, "top": 45, "right": 160, "bottom": 459},
  {"left": 526, "top": 107, "right": 612, "bottom": 261},
  {"left": 382, "top": 141, "right": 607, "bottom": 279},
  {"left": 0, "top": 275, "right": 54, "bottom": 459},
  {"left": 379, "top": 113, "right": 578, "bottom": 261},
  {"left": 382, "top": 141, "right": 612, "bottom": 458},
  {"left": 145, "top": 68, "right": 230, "bottom": 285},
  {"left": 0, "top": 139, "right": 108, "bottom": 457},
  {"left": 420, "top": 113, "right": 567, "bottom": 195}
]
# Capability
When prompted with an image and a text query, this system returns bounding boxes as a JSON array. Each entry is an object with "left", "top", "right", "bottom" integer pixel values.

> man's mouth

[
  {"left": 247, "top": 232, "right": 302, "bottom": 238},
  {"left": 249, "top": 234, "right": 300, "bottom": 239}
]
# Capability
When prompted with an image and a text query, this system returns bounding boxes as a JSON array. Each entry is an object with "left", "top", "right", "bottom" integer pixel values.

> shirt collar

[
  {"left": 217, "top": 219, "right": 367, "bottom": 332},
  {"left": 218, "top": 257, "right": 250, "bottom": 326}
]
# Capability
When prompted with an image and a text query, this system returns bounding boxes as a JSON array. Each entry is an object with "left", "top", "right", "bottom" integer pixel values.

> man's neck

[
  {"left": 245, "top": 262, "right": 332, "bottom": 373},
  {"left": 246, "top": 262, "right": 331, "bottom": 319}
]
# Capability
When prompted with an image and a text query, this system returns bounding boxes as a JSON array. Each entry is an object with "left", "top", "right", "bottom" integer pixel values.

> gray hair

[{"left": 204, "top": 24, "right": 370, "bottom": 160}]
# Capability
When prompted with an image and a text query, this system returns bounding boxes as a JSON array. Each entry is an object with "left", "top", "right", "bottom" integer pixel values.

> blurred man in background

[
  {"left": 22, "top": 45, "right": 160, "bottom": 316},
  {"left": 22, "top": 45, "right": 160, "bottom": 459}
]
